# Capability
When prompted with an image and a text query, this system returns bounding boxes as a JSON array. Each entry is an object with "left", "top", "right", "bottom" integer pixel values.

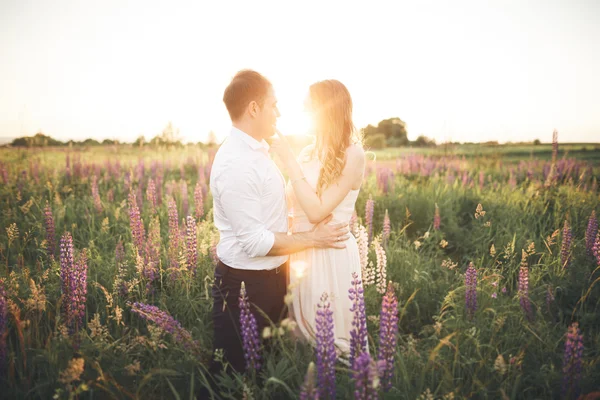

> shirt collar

[{"left": 230, "top": 126, "right": 270, "bottom": 153}]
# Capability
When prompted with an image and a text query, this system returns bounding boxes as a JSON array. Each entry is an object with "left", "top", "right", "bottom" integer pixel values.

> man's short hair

[{"left": 223, "top": 70, "right": 272, "bottom": 121}]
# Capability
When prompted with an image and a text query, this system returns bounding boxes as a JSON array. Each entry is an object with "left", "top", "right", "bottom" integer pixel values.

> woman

[{"left": 269, "top": 79, "right": 366, "bottom": 358}]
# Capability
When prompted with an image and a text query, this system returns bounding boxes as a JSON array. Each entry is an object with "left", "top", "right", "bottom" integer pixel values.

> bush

[{"left": 365, "top": 133, "right": 387, "bottom": 149}]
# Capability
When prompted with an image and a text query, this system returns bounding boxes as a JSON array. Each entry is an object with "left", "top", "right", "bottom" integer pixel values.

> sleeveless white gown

[{"left": 286, "top": 152, "right": 363, "bottom": 355}]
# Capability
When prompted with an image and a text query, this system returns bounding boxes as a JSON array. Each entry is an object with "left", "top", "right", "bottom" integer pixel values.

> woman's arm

[{"left": 273, "top": 136, "right": 365, "bottom": 224}]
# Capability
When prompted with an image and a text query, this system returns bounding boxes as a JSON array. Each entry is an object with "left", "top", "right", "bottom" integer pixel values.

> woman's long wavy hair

[{"left": 308, "top": 79, "right": 362, "bottom": 198}]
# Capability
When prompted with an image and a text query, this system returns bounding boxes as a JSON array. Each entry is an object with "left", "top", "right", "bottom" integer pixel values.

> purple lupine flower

[
  {"left": 106, "top": 188, "right": 114, "bottom": 203},
  {"left": 73, "top": 249, "right": 88, "bottom": 331},
  {"left": 128, "top": 192, "right": 146, "bottom": 255},
  {"left": 44, "top": 201, "right": 56, "bottom": 258},
  {"left": 146, "top": 178, "right": 157, "bottom": 215},
  {"left": 382, "top": 209, "right": 391, "bottom": 246},
  {"left": 378, "top": 281, "right": 399, "bottom": 391},
  {"left": 60, "top": 232, "right": 75, "bottom": 328},
  {"left": 194, "top": 181, "right": 204, "bottom": 220},
  {"left": 561, "top": 219, "right": 572, "bottom": 268},
  {"left": 167, "top": 197, "right": 181, "bottom": 278},
  {"left": 0, "top": 283, "right": 7, "bottom": 378},
  {"left": 478, "top": 171, "right": 485, "bottom": 188},
  {"left": 594, "top": 231, "right": 600, "bottom": 267},
  {"left": 315, "top": 292, "right": 336, "bottom": 400},
  {"left": 465, "top": 262, "right": 477, "bottom": 320},
  {"left": 562, "top": 322, "right": 584, "bottom": 398},
  {"left": 180, "top": 180, "right": 189, "bottom": 218},
  {"left": 349, "top": 273, "right": 367, "bottom": 367},
  {"left": 60, "top": 233, "right": 87, "bottom": 334},
  {"left": 186, "top": 216, "right": 197, "bottom": 275},
  {"left": 299, "top": 362, "right": 319, "bottom": 400},
  {"left": 508, "top": 170, "right": 517, "bottom": 188},
  {"left": 143, "top": 217, "right": 160, "bottom": 287},
  {"left": 131, "top": 302, "right": 199, "bottom": 352},
  {"left": 352, "top": 353, "right": 382, "bottom": 400},
  {"left": 433, "top": 204, "right": 441, "bottom": 231},
  {"left": 518, "top": 251, "right": 532, "bottom": 321},
  {"left": 91, "top": 175, "right": 103, "bottom": 213},
  {"left": 239, "top": 282, "right": 261, "bottom": 372},
  {"left": 365, "top": 195, "right": 375, "bottom": 244},
  {"left": 376, "top": 167, "right": 394, "bottom": 194},
  {"left": 585, "top": 211, "right": 598, "bottom": 257}
]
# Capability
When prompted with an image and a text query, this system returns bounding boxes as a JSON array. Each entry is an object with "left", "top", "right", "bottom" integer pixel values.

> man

[{"left": 206, "top": 70, "right": 349, "bottom": 384}]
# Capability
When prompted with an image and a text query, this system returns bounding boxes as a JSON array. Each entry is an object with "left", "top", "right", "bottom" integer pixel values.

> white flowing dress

[{"left": 286, "top": 152, "right": 363, "bottom": 355}]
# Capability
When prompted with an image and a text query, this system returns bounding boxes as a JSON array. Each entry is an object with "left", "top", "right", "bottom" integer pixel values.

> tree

[
  {"left": 364, "top": 133, "right": 387, "bottom": 149},
  {"left": 82, "top": 138, "right": 100, "bottom": 146},
  {"left": 133, "top": 135, "right": 146, "bottom": 147},
  {"left": 414, "top": 135, "right": 436, "bottom": 147},
  {"left": 361, "top": 117, "right": 408, "bottom": 146}
]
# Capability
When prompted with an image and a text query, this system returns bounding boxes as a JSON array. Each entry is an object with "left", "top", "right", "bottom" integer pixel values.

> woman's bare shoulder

[{"left": 346, "top": 143, "right": 366, "bottom": 163}]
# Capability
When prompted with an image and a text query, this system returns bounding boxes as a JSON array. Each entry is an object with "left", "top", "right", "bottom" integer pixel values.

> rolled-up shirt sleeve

[{"left": 218, "top": 167, "right": 274, "bottom": 257}]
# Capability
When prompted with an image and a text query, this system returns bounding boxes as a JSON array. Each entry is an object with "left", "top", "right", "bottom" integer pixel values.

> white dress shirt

[{"left": 209, "top": 127, "right": 289, "bottom": 270}]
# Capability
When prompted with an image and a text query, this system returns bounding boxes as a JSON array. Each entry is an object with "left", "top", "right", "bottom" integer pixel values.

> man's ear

[{"left": 248, "top": 100, "right": 258, "bottom": 118}]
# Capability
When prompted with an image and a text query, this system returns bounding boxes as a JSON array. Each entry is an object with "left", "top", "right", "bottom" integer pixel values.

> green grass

[{"left": 0, "top": 146, "right": 599, "bottom": 399}]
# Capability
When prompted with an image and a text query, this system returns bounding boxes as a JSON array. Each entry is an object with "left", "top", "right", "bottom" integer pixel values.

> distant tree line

[{"left": 4, "top": 117, "right": 545, "bottom": 149}]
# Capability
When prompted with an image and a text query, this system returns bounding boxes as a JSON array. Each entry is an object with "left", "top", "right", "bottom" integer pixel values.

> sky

[{"left": 1, "top": 0, "right": 599, "bottom": 144}]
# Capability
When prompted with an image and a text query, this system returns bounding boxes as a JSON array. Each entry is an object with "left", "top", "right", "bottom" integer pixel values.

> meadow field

[{"left": 0, "top": 143, "right": 599, "bottom": 399}]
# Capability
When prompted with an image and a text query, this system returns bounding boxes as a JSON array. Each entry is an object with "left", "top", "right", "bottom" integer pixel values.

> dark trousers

[{"left": 208, "top": 259, "right": 288, "bottom": 376}]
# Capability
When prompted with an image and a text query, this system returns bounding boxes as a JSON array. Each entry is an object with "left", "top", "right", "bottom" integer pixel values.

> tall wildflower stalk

[
  {"left": 374, "top": 237, "right": 387, "bottom": 294},
  {"left": 561, "top": 219, "right": 573, "bottom": 268},
  {"left": 433, "top": 203, "right": 441, "bottom": 231},
  {"left": 299, "top": 362, "right": 318, "bottom": 400},
  {"left": 355, "top": 224, "right": 373, "bottom": 286},
  {"left": 585, "top": 211, "right": 597, "bottom": 256},
  {"left": 167, "top": 197, "right": 181, "bottom": 279},
  {"left": 194, "top": 181, "right": 204, "bottom": 220},
  {"left": 143, "top": 217, "right": 160, "bottom": 287},
  {"left": 382, "top": 209, "right": 391, "bottom": 246},
  {"left": 128, "top": 192, "right": 146, "bottom": 256},
  {"left": 60, "top": 233, "right": 87, "bottom": 335},
  {"left": 352, "top": 353, "right": 380, "bottom": 400},
  {"left": 349, "top": 272, "right": 367, "bottom": 367},
  {"left": 378, "top": 281, "right": 398, "bottom": 391},
  {"left": 315, "top": 292, "right": 336, "bottom": 400},
  {"left": 146, "top": 178, "right": 157, "bottom": 215},
  {"left": 239, "top": 282, "right": 261, "bottom": 372},
  {"left": 562, "top": 322, "right": 584, "bottom": 399},
  {"left": 44, "top": 201, "right": 56, "bottom": 258},
  {"left": 186, "top": 216, "right": 197, "bottom": 275},
  {"left": 465, "top": 262, "right": 477, "bottom": 320},
  {"left": 518, "top": 250, "right": 532, "bottom": 321},
  {"left": 180, "top": 180, "right": 189, "bottom": 218},
  {"left": 91, "top": 175, "right": 103, "bottom": 213},
  {"left": 131, "top": 303, "right": 198, "bottom": 352}
]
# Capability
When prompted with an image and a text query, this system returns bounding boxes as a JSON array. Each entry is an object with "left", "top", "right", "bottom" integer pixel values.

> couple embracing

[{"left": 207, "top": 69, "right": 366, "bottom": 385}]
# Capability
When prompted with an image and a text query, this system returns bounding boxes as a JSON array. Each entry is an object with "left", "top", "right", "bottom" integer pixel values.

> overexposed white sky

[{"left": 1, "top": 0, "right": 599, "bottom": 144}]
